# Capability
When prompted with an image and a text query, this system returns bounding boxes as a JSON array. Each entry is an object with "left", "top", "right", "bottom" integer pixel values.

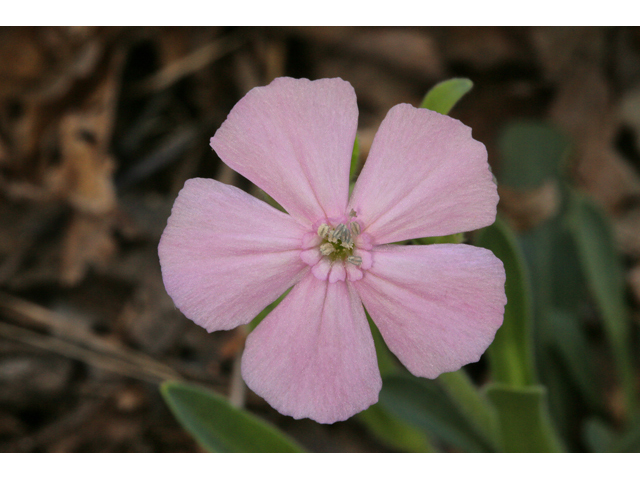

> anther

[
  {"left": 350, "top": 221, "right": 361, "bottom": 236},
  {"left": 347, "top": 255, "right": 362, "bottom": 266},
  {"left": 334, "top": 223, "right": 352, "bottom": 244},
  {"left": 317, "top": 224, "right": 330, "bottom": 238},
  {"left": 349, "top": 209, "right": 357, "bottom": 217},
  {"left": 319, "top": 243, "right": 335, "bottom": 256}
]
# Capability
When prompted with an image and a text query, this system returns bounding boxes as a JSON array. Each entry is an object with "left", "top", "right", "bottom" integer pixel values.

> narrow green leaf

[
  {"left": 358, "top": 404, "right": 436, "bottom": 452},
  {"left": 366, "top": 310, "right": 398, "bottom": 377},
  {"left": 248, "top": 287, "right": 290, "bottom": 331},
  {"left": 414, "top": 232, "right": 464, "bottom": 245},
  {"left": 379, "top": 374, "right": 495, "bottom": 452},
  {"left": 350, "top": 135, "right": 360, "bottom": 182},
  {"left": 485, "top": 383, "right": 563, "bottom": 452},
  {"left": 476, "top": 217, "right": 536, "bottom": 387},
  {"left": 497, "top": 121, "right": 570, "bottom": 189},
  {"left": 437, "top": 370, "right": 499, "bottom": 449},
  {"left": 566, "top": 191, "right": 637, "bottom": 415},
  {"left": 160, "top": 381, "right": 305, "bottom": 452},
  {"left": 420, "top": 78, "right": 473, "bottom": 115},
  {"left": 547, "top": 309, "right": 603, "bottom": 412}
]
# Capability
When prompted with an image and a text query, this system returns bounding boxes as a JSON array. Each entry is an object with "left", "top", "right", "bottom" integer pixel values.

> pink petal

[
  {"left": 349, "top": 104, "right": 498, "bottom": 244},
  {"left": 211, "top": 77, "right": 357, "bottom": 224},
  {"left": 242, "top": 273, "right": 382, "bottom": 424},
  {"left": 158, "top": 178, "right": 309, "bottom": 332},
  {"left": 355, "top": 244, "right": 506, "bottom": 378}
]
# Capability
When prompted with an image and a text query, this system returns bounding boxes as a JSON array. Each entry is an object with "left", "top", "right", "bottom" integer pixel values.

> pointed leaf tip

[{"left": 420, "top": 78, "right": 474, "bottom": 115}]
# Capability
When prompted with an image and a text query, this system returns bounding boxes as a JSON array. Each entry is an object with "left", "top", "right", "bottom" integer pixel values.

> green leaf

[
  {"left": 420, "top": 78, "right": 473, "bottom": 115},
  {"left": 485, "top": 383, "right": 563, "bottom": 452},
  {"left": 437, "top": 370, "right": 499, "bottom": 449},
  {"left": 358, "top": 313, "right": 436, "bottom": 452},
  {"left": 414, "top": 232, "right": 464, "bottom": 245},
  {"left": 358, "top": 403, "right": 436, "bottom": 452},
  {"left": 160, "top": 381, "right": 305, "bottom": 452},
  {"left": 378, "top": 374, "right": 495, "bottom": 452},
  {"left": 497, "top": 121, "right": 570, "bottom": 189},
  {"left": 350, "top": 135, "right": 360, "bottom": 182},
  {"left": 476, "top": 217, "right": 536, "bottom": 387},
  {"left": 547, "top": 309, "right": 603, "bottom": 412},
  {"left": 566, "top": 191, "right": 637, "bottom": 415},
  {"left": 248, "top": 287, "right": 290, "bottom": 331},
  {"left": 366, "top": 310, "right": 398, "bottom": 377}
]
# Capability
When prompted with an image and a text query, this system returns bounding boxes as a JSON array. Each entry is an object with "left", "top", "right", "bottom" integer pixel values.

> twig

[
  {"left": 134, "top": 34, "right": 246, "bottom": 95},
  {"left": 0, "top": 291, "right": 180, "bottom": 382},
  {"left": 0, "top": 321, "right": 178, "bottom": 384}
]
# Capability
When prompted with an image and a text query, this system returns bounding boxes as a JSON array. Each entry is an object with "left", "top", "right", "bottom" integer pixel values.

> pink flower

[{"left": 159, "top": 77, "right": 506, "bottom": 424}]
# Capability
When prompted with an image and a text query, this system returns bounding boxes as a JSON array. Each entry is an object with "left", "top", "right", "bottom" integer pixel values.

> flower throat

[{"left": 317, "top": 211, "right": 362, "bottom": 266}]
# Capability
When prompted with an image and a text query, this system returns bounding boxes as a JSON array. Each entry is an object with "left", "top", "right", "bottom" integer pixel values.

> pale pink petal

[
  {"left": 242, "top": 273, "right": 382, "bottom": 424},
  {"left": 158, "top": 178, "right": 309, "bottom": 332},
  {"left": 355, "top": 244, "right": 506, "bottom": 378},
  {"left": 211, "top": 77, "right": 357, "bottom": 224},
  {"left": 349, "top": 104, "right": 497, "bottom": 244}
]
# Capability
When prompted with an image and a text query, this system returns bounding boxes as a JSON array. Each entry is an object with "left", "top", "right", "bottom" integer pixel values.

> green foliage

[
  {"left": 485, "top": 384, "right": 563, "bottom": 452},
  {"left": 437, "top": 370, "right": 499, "bottom": 449},
  {"left": 357, "top": 311, "right": 437, "bottom": 452},
  {"left": 420, "top": 78, "right": 473, "bottom": 115},
  {"left": 414, "top": 232, "right": 464, "bottom": 245},
  {"left": 248, "top": 287, "right": 290, "bottom": 331},
  {"left": 477, "top": 217, "right": 536, "bottom": 387},
  {"left": 607, "top": 419, "right": 640, "bottom": 452},
  {"left": 566, "top": 191, "right": 637, "bottom": 416},
  {"left": 378, "top": 374, "right": 495, "bottom": 452},
  {"left": 358, "top": 404, "right": 436, "bottom": 452},
  {"left": 160, "top": 381, "right": 305, "bottom": 452},
  {"left": 497, "top": 120, "right": 570, "bottom": 189},
  {"left": 350, "top": 135, "right": 360, "bottom": 182}
]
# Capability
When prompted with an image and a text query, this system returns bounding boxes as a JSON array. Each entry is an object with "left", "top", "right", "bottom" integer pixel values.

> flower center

[
  {"left": 317, "top": 221, "right": 362, "bottom": 266},
  {"left": 299, "top": 210, "right": 373, "bottom": 283}
]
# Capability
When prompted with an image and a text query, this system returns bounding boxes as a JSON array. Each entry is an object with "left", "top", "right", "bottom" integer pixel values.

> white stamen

[
  {"left": 347, "top": 255, "right": 362, "bottom": 266},
  {"left": 350, "top": 221, "right": 361, "bottom": 236},
  {"left": 317, "top": 224, "right": 330, "bottom": 238},
  {"left": 319, "top": 243, "right": 335, "bottom": 256},
  {"left": 334, "top": 223, "right": 352, "bottom": 244}
]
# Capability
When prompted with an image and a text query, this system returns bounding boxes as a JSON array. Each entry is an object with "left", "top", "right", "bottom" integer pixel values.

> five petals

[{"left": 161, "top": 77, "right": 506, "bottom": 424}]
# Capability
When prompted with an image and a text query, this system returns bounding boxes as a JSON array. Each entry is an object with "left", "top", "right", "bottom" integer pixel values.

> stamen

[
  {"left": 319, "top": 243, "right": 335, "bottom": 256},
  {"left": 349, "top": 209, "right": 357, "bottom": 217},
  {"left": 350, "top": 221, "right": 361, "bottom": 236},
  {"left": 334, "top": 223, "right": 352, "bottom": 244},
  {"left": 347, "top": 255, "right": 362, "bottom": 266},
  {"left": 317, "top": 224, "right": 330, "bottom": 238}
]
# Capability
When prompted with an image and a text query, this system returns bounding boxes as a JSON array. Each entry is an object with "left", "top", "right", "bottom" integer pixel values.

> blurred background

[{"left": 1, "top": 26, "right": 640, "bottom": 452}]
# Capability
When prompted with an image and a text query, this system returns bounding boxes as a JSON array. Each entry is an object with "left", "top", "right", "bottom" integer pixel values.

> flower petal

[
  {"left": 158, "top": 178, "right": 309, "bottom": 332},
  {"left": 355, "top": 244, "right": 506, "bottom": 378},
  {"left": 242, "top": 273, "right": 382, "bottom": 424},
  {"left": 349, "top": 104, "right": 497, "bottom": 244},
  {"left": 211, "top": 77, "right": 358, "bottom": 224}
]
